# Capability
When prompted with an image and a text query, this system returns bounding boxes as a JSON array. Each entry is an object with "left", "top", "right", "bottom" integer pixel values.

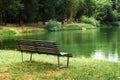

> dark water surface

[{"left": 1, "top": 28, "right": 120, "bottom": 62}]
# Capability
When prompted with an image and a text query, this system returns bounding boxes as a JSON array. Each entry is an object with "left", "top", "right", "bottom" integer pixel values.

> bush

[
  {"left": 44, "top": 20, "right": 62, "bottom": 31},
  {"left": 81, "top": 16, "right": 100, "bottom": 27},
  {"left": 111, "top": 10, "right": 120, "bottom": 21},
  {"left": 0, "top": 30, "right": 16, "bottom": 38}
]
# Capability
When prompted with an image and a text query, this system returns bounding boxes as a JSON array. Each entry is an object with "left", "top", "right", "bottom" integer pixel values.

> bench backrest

[{"left": 16, "top": 39, "right": 60, "bottom": 55}]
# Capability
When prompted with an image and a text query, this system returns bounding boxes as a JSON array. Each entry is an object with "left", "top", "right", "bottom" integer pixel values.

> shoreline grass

[
  {"left": 63, "top": 23, "right": 96, "bottom": 31},
  {"left": 1, "top": 23, "right": 96, "bottom": 32},
  {"left": 0, "top": 50, "right": 120, "bottom": 80}
]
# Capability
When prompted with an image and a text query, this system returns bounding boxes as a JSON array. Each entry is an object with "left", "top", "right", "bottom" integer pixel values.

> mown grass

[
  {"left": 63, "top": 23, "right": 96, "bottom": 30},
  {"left": 0, "top": 50, "right": 120, "bottom": 80}
]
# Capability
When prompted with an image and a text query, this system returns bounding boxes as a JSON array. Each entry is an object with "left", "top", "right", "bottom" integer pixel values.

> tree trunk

[
  {"left": 0, "top": 14, "right": 3, "bottom": 25},
  {"left": 42, "top": 21, "right": 46, "bottom": 25},
  {"left": 3, "top": 13, "right": 7, "bottom": 26},
  {"left": 61, "top": 20, "right": 64, "bottom": 24}
]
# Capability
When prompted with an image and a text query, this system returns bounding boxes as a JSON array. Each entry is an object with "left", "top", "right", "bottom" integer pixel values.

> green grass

[
  {"left": 0, "top": 50, "right": 120, "bottom": 80},
  {"left": 63, "top": 23, "right": 96, "bottom": 30}
]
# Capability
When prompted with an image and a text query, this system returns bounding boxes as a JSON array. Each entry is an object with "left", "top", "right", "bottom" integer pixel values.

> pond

[{"left": 0, "top": 27, "right": 120, "bottom": 62}]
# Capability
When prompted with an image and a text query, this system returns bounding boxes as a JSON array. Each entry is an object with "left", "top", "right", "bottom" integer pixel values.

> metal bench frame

[{"left": 16, "top": 39, "right": 72, "bottom": 68}]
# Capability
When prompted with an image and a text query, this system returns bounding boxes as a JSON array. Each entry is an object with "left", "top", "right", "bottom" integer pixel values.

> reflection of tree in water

[
  {"left": 0, "top": 39, "right": 16, "bottom": 49},
  {"left": 95, "top": 28, "right": 120, "bottom": 61},
  {"left": 99, "top": 28, "right": 117, "bottom": 42},
  {"left": 45, "top": 30, "right": 99, "bottom": 57}
]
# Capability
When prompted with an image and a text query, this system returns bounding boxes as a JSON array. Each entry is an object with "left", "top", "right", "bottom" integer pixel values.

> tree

[
  {"left": 0, "top": 0, "right": 23, "bottom": 25},
  {"left": 21, "top": 0, "right": 39, "bottom": 23},
  {"left": 38, "top": 0, "right": 59, "bottom": 24},
  {"left": 92, "top": 0, "right": 113, "bottom": 21},
  {"left": 116, "top": 0, "right": 120, "bottom": 12},
  {"left": 55, "top": 0, "right": 71, "bottom": 24},
  {"left": 83, "top": 0, "right": 96, "bottom": 17},
  {"left": 69, "top": 0, "right": 80, "bottom": 22}
]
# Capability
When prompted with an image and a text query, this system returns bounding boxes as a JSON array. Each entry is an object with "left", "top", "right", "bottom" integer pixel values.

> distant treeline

[{"left": 0, "top": 0, "right": 120, "bottom": 25}]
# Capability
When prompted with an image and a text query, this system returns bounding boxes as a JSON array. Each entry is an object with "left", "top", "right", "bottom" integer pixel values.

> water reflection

[
  {"left": 33, "top": 28, "right": 120, "bottom": 62},
  {"left": 92, "top": 50, "right": 119, "bottom": 62}
]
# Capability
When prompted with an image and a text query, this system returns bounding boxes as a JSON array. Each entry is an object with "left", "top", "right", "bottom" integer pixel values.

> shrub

[
  {"left": 81, "top": 16, "right": 100, "bottom": 27},
  {"left": 0, "top": 30, "right": 16, "bottom": 38},
  {"left": 111, "top": 10, "right": 120, "bottom": 21},
  {"left": 44, "top": 20, "right": 62, "bottom": 31}
]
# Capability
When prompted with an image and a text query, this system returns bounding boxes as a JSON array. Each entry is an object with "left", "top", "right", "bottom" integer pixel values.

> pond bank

[
  {"left": 44, "top": 22, "right": 97, "bottom": 32},
  {"left": 0, "top": 23, "right": 97, "bottom": 33},
  {"left": 63, "top": 23, "right": 96, "bottom": 30}
]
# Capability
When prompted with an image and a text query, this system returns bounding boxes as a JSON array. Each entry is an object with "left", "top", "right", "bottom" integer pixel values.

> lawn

[{"left": 0, "top": 50, "right": 120, "bottom": 80}]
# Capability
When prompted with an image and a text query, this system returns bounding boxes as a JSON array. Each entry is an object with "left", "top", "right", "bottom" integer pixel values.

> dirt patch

[
  {"left": 0, "top": 73, "right": 10, "bottom": 80},
  {"left": 0, "top": 68, "right": 8, "bottom": 73},
  {"left": 3, "top": 26, "right": 45, "bottom": 32},
  {"left": 0, "top": 76, "right": 5, "bottom": 80}
]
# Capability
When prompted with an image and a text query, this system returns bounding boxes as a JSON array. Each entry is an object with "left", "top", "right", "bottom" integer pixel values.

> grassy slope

[
  {"left": 63, "top": 23, "right": 96, "bottom": 30},
  {"left": 0, "top": 50, "right": 120, "bottom": 80},
  {"left": 1, "top": 23, "right": 96, "bottom": 33}
]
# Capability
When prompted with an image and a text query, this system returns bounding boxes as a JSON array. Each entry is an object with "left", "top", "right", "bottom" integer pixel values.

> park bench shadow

[{"left": 9, "top": 61, "right": 58, "bottom": 72}]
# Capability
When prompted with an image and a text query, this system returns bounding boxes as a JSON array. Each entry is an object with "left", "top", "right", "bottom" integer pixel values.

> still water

[
  {"left": 1, "top": 28, "right": 120, "bottom": 62},
  {"left": 21, "top": 28, "right": 120, "bottom": 62}
]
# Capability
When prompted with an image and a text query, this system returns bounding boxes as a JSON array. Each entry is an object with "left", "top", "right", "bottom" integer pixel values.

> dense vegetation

[{"left": 0, "top": 0, "right": 120, "bottom": 25}]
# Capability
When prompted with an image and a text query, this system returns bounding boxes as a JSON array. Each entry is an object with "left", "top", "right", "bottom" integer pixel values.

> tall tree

[
  {"left": 116, "top": 0, "right": 120, "bottom": 12},
  {"left": 55, "top": 0, "right": 71, "bottom": 24},
  {"left": 69, "top": 0, "right": 80, "bottom": 22},
  {"left": 38, "top": 0, "right": 58, "bottom": 24},
  {"left": 92, "top": 0, "right": 113, "bottom": 21},
  {"left": 21, "top": 0, "right": 39, "bottom": 23},
  {"left": 0, "top": 0, "right": 23, "bottom": 25}
]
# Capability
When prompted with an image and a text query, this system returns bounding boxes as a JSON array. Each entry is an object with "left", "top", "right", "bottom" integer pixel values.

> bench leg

[
  {"left": 30, "top": 53, "right": 32, "bottom": 62},
  {"left": 21, "top": 52, "right": 23, "bottom": 62},
  {"left": 57, "top": 56, "right": 70, "bottom": 69},
  {"left": 67, "top": 56, "right": 69, "bottom": 67}
]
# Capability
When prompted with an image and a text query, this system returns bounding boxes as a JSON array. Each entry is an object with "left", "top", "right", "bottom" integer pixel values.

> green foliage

[
  {"left": 81, "top": 16, "right": 100, "bottom": 27},
  {"left": 83, "top": 0, "right": 96, "bottom": 17},
  {"left": 22, "top": 0, "right": 39, "bottom": 23},
  {"left": 0, "top": 0, "right": 120, "bottom": 25},
  {"left": 69, "top": 0, "right": 81, "bottom": 21},
  {"left": 44, "top": 20, "right": 62, "bottom": 31},
  {"left": 92, "top": 0, "right": 113, "bottom": 21},
  {"left": 0, "top": 0, "right": 23, "bottom": 23},
  {"left": 111, "top": 10, "right": 120, "bottom": 21},
  {"left": 7, "top": 0, "right": 24, "bottom": 15},
  {"left": 0, "top": 30, "right": 16, "bottom": 39}
]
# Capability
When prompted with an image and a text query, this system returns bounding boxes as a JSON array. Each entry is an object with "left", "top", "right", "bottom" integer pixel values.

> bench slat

[
  {"left": 16, "top": 40, "right": 34, "bottom": 46},
  {"left": 35, "top": 41, "right": 57, "bottom": 48},
  {"left": 19, "top": 45, "right": 36, "bottom": 52},
  {"left": 36, "top": 47, "right": 59, "bottom": 54}
]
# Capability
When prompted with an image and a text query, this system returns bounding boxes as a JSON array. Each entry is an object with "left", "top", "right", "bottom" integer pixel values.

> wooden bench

[{"left": 16, "top": 39, "right": 72, "bottom": 68}]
